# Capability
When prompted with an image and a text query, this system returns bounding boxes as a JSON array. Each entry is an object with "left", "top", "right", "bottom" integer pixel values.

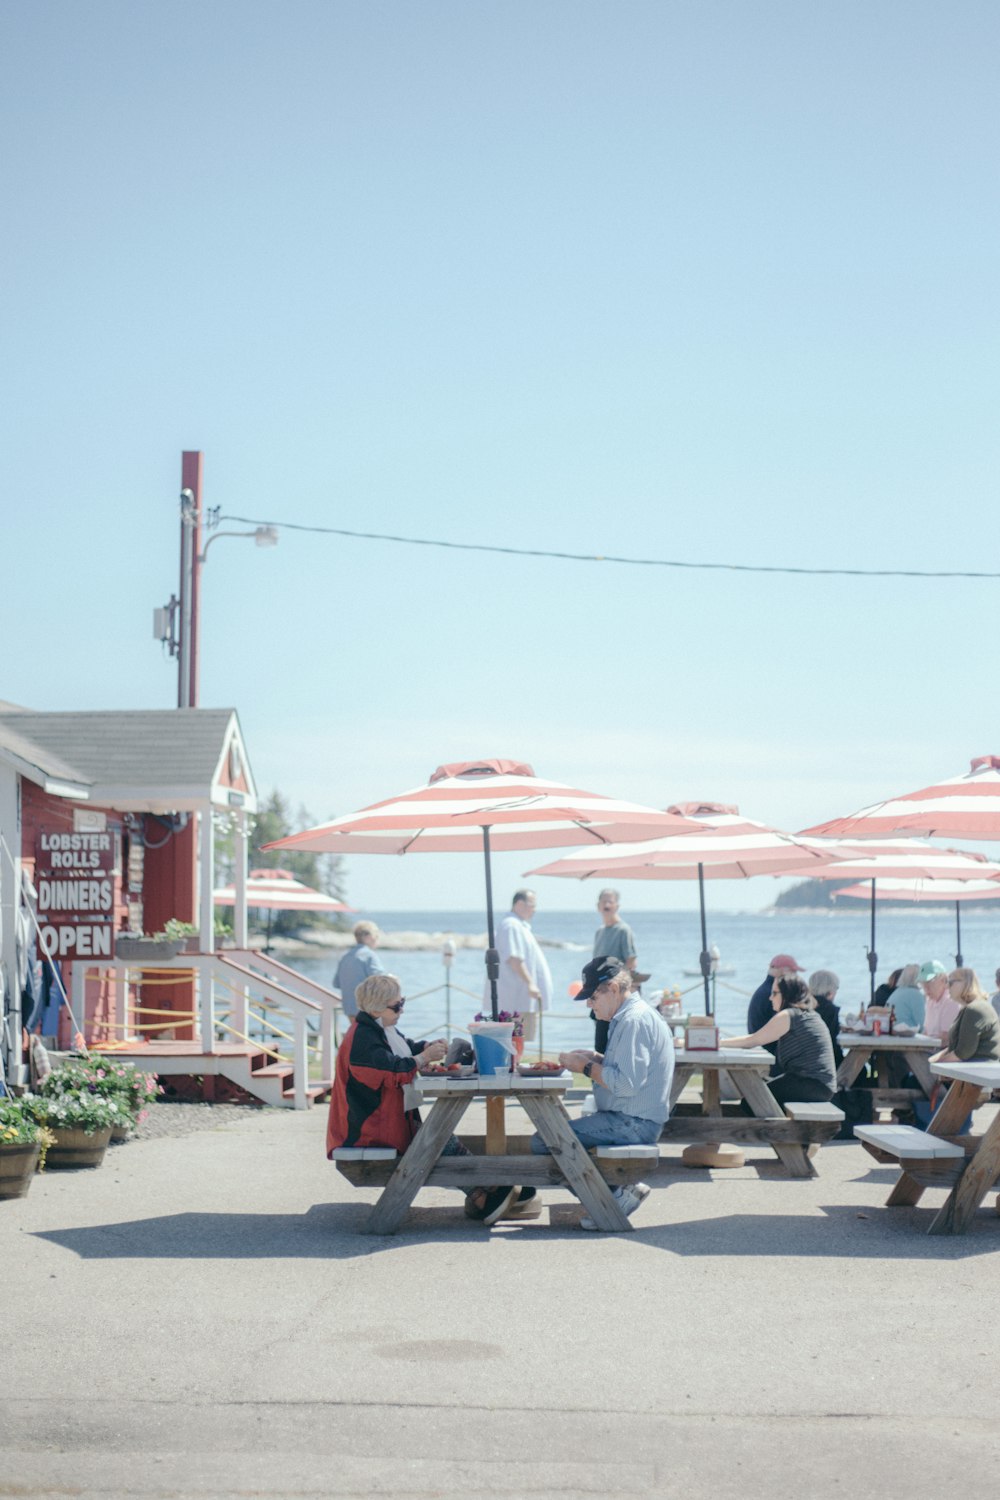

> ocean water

[{"left": 291, "top": 906, "right": 1000, "bottom": 1055}]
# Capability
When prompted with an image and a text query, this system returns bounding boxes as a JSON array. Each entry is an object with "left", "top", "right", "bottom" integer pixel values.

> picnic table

[
  {"left": 663, "top": 1047, "right": 843, "bottom": 1177},
  {"left": 332, "top": 1072, "right": 657, "bottom": 1234},
  {"left": 836, "top": 1030, "right": 940, "bottom": 1109},
  {"left": 856, "top": 1059, "right": 1000, "bottom": 1234}
]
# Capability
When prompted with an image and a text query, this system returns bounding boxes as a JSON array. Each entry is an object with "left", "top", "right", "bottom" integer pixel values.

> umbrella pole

[
  {"left": 697, "top": 863, "right": 712, "bottom": 1016},
  {"left": 482, "top": 825, "right": 500, "bottom": 1022},
  {"left": 867, "top": 878, "right": 878, "bottom": 1006},
  {"left": 955, "top": 901, "right": 963, "bottom": 968}
]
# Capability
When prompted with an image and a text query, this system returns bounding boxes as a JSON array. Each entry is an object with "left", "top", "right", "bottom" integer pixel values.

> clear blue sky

[{"left": 2, "top": 1, "right": 998, "bottom": 911}]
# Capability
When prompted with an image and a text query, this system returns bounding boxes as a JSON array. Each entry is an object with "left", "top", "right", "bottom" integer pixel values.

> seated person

[
  {"left": 889, "top": 964, "right": 925, "bottom": 1029},
  {"left": 535, "top": 956, "right": 674, "bottom": 1231},
  {"left": 932, "top": 968, "right": 1000, "bottom": 1065},
  {"left": 808, "top": 968, "right": 843, "bottom": 1069},
  {"left": 747, "top": 954, "right": 806, "bottom": 1055},
  {"left": 724, "top": 975, "right": 836, "bottom": 1106},
  {"left": 919, "top": 960, "right": 961, "bottom": 1044},
  {"left": 326, "top": 973, "right": 523, "bottom": 1224},
  {"left": 874, "top": 968, "right": 902, "bottom": 1008}
]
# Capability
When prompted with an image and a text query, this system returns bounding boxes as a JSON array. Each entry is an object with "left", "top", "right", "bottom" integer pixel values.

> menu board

[{"left": 36, "top": 828, "right": 120, "bottom": 959}]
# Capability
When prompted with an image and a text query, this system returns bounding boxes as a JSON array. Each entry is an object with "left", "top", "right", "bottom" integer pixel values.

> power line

[{"left": 217, "top": 514, "right": 1000, "bottom": 580}]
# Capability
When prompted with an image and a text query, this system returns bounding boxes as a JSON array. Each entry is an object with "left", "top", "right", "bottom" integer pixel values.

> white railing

[{"left": 71, "top": 950, "right": 342, "bottom": 1109}]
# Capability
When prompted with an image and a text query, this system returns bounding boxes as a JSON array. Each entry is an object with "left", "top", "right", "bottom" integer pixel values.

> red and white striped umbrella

[
  {"left": 527, "top": 803, "right": 839, "bottom": 1013},
  {"left": 529, "top": 807, "right": 838, "bottom": 880},
  {"left": 835, "top": 877, "right": 1000, "bottom": 902},
  {"left": 801, "top": 755, "right": 1000, "bottom": 840},
  {"left": 798, "top": 841, "right": 1000, "bottom": 999},
  {"left": 266, "top": 760, "right": 703, "bottom": 1016},
  {"left": 833, "top": 877, "right": 1000, "bottom": 969},
  {"left": 213, "top": 868, "right": 351, "bottom": 912},
  {"left": 799, "top": 840, "right": 1000, "bottom": 882},
  {"left": 268, "top": 760, "right": 702, "bottom": 854}
]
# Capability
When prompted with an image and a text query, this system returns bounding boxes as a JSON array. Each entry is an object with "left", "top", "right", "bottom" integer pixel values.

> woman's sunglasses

[{"left": 385, "top": 999, "right": 406, "bottom": 1013}]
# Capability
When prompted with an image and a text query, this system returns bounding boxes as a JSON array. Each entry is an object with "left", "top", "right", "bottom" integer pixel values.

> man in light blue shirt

[
  {"left": 529, "top": 956, "right": 674, "bottom": 1229},
  {"left": 334, "top": 921, "right": 385, "bottom": 1018}
]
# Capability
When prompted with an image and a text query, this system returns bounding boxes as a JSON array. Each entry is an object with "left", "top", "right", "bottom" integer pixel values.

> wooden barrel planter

[
  {"left": 0, "top": 1143, "right": 41, "bottom": 1198},
  {"left": 46, "top": 1126, "right": 112, "bottom": 1170}
]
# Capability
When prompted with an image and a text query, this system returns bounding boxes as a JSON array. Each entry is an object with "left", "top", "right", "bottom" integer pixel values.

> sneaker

[
  {"left": 579, "top": 1181, "right": 650, "bottom": 1231},
  {"left": 502, "top": 1186, "right": 541, "bottom": 1220},
  {"left": 479, "top": 1185, "right": 518, "bottom": 1226}
]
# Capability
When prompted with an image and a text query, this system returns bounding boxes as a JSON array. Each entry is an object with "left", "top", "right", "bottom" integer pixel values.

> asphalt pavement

[{"left": 3, "top": 1099, "right": 999, "bottom": 1499}]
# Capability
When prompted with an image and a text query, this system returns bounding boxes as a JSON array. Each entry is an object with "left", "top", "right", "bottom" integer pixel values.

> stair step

[
  {"left": 254, "top": 1064, "right": 293, "bottom": 1080},
  {"left": 282, "top": 1081, "right": 332, "bottom": 1102}
]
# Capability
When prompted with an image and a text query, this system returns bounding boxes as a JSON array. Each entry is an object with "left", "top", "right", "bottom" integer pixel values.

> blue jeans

[{"left": 529, "top": 1108, "right": 662, "bottom": 1154}]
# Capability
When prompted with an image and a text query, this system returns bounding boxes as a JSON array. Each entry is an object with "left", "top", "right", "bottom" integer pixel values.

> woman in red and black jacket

[
  {"left": 327, "top": 973, "right": 446, "bottom": 1155},
  {"left": 326, "top": 972, "right": 523, "bottom": 1224}
]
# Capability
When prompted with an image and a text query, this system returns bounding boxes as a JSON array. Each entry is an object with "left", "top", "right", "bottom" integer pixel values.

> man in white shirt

[{"left": 490, "top": 889, "right": 552, "bottom": 1042}]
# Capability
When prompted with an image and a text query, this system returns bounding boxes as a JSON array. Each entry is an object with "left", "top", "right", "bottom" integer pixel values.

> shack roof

[{"left": 0, "top": 706, "right": 258, "bottom": 813}]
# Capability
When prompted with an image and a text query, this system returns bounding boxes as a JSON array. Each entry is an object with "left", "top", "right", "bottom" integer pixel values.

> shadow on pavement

[{"left": 31, "top": 1196, "right": 1000, "bottom": 1261}]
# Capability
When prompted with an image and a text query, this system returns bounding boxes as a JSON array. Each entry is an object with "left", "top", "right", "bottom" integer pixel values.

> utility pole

[{"left": 177, "top": 451, "right": 203, "bottom": 708}]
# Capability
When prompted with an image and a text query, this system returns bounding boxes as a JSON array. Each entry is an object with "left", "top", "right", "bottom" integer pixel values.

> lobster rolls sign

[{"left": 36, "top": 829, "right": 120, "bottom": 959}]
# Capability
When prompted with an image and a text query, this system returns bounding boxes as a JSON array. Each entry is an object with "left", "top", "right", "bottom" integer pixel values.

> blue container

[{"left": 470, "top": 1023, "right": 514, "bottom": 1076}]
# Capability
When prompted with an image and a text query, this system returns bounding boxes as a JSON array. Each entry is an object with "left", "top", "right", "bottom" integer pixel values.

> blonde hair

[
  {"left": 354, "top": 921, "right": 379, "bottom": 944},
  {"left": 947, "top": 968, "right": 987, "bottom": 1007},
  {"left": 898, "top": 963, "right": 920, "bottom": 989},
  {"left": 356, "top": 972, "right": 402, "bottom": 1015}
]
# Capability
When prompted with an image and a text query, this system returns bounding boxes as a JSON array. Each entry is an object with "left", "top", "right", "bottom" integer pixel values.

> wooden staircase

[
  {"left": 99, "top": 1039, "right": 332, "bottom": 1108},
  {"left": 73, "top": 949, "right": 341, "bottom": 1109}
]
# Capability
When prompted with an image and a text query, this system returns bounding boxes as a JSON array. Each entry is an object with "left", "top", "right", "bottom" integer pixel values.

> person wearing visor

[{"left": 529, "top": 956, "right": 674, "bottom": 1229}]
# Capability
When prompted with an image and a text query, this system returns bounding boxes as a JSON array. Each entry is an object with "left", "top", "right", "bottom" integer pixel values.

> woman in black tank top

[{"left": 721, "top": 976, "right": 836, "bottom": 1105}]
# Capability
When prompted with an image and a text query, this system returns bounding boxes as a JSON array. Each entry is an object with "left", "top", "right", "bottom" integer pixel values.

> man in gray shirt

[
  {"left": 592, "top": 888, "right": 637, "bottom": 969},
  {"left": 590, "top": 889, "right": 637, "bottom": 1052},
  {"left": 529, "top": 956, "right": 674, "bottom": 1229}
]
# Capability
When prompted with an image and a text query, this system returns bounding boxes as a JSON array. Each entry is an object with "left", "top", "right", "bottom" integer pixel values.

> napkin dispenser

[{"left": 685, "top": 1017, "right": 719, "bottom": 1051}]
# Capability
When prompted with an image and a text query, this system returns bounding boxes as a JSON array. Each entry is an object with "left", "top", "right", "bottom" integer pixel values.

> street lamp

[{"left": 153, "top": 456, "right": 279, "bottom": 708}]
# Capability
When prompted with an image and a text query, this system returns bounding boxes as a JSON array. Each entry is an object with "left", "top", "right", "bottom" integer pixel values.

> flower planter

[
  {"left": 0, "top": 1142, "right": 40, "bottom": 1198},
  {"left": 116, "top": 937, "right": 183, "bottom": 962},
  {"left": 46, "top": 1126, "right": 112, "bottom": 1170},
  {"left": 110, "top": 1122, "right": 133, "bottom": 1143}
]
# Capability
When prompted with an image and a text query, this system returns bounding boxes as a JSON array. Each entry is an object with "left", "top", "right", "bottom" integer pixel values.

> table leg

[
  {"left": 519, "top": 1093, "right": 633, "bottom": 1232},
  {"left": 886, "top": 1080, "right": 981, "bottom": 1209},
  {"left": 702, "top": 1070, "right": 721, "bottom": 1116},
  {"left": 730, "top": 1070, "right": 813, "bottom": 1178},
  {"left": 670, "top": 1063, "right": 694, "bottom": 1109},
  {"left": 928, "top": 1112, "right": 1000, "bottom": 1234},
  {"left": 836, "top": 1049, "right": 869, "bottom": 1089},
  {"left": 367, "top": 1095, "right": 470, "bottom": 1235},
  {"left": 902, "top": 1050, "right": 934, "bottom": 1096},
  {"left": 485, "top": 1097, "right": 507, "bottom": 1154}
]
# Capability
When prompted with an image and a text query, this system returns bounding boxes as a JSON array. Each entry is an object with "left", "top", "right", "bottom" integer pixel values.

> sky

[{"left": 2, "top": 1, "right": 998, "bottom": 912}]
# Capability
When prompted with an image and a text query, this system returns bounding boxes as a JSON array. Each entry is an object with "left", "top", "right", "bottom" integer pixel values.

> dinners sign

[{"left": 36, "top": 829, "right": 119, "bottom": 959}]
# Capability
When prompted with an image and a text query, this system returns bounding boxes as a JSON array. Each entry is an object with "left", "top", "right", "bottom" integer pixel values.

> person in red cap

[{"left": 747, "top": 954, "right": 805, "bottom": 1054}]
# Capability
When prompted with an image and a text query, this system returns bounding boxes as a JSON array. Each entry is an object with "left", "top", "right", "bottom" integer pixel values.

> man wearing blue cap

[{"left": 529, "top": 956, "right": 674, "bottom": 1229}]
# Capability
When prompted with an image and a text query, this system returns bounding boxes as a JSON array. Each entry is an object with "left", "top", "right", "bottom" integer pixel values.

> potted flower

[
  {"left": 24, "top": 1090, "right": 123, "bottom": 1169},
  {"left": 37, "top": 1056, "right": 161, "bottom": 1142},
  {"left": 0, "top": 1099, "right": 53, "bottom": 1199}
]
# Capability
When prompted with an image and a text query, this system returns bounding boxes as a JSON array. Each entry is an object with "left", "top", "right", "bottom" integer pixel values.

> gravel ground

[{"left": 117, "top": 1100, "right": 274, "bottom": 1143}]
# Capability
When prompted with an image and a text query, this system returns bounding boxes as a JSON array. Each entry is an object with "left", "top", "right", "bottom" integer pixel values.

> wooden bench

[
  {"left": 659, "top": 1101, "right": 844, "bottom": 1176},
  {"left": 854, "top": 1124, "right": 969, "bottom": 1182},
  {"left": 332, "top": 1139, "right": 659, "bottom": 1191}
]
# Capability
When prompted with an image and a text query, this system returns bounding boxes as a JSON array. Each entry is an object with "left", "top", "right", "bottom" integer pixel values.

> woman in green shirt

[{"left": 932, "top": 969, "right": 1000, "bottom": 1064}]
